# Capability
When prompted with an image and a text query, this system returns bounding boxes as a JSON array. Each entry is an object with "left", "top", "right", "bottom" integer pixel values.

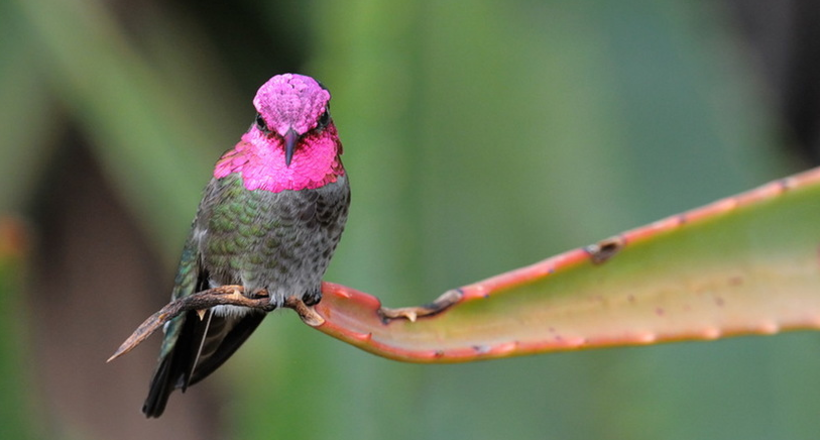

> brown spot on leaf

[
  {"left": 586, "top": 236, "right": 625, "bottom": 265},
  {"left": 472, "top": 345, "right": 491, "bottom": 354}
]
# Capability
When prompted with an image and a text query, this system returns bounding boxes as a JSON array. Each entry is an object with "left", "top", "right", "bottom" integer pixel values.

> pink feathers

[
  {"left": 253, "top": 74, "right": 331, "bottom": 136},
  {"left": 214, "top": 126, "right": 344, "bottom": 192},
  {"left": 213, "top": 74, "right": 344, "bottom": 193}
]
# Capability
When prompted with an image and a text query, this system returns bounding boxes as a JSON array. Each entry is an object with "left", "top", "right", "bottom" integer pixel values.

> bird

[{"left": 142, "top": 73, "right": 350, "bottom": 418}]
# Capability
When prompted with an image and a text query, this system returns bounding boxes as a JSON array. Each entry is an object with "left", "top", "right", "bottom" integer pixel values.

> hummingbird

[{"left": 142, "top": 73, "right": 350, "bottom": 418}]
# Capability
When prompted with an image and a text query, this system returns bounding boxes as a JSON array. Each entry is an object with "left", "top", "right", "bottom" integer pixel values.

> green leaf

[{"left": 312, "top": 168, "right": 820, "bottom": 361}]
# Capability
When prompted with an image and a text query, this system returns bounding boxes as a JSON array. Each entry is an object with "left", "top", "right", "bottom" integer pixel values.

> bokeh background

[{"left": 2, "top": 0, "right": 820, "bottom": 439}]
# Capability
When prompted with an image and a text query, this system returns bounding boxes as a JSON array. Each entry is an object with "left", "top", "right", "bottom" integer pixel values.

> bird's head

[
  {"left": 214, "top": 74, "right": 345, "bottom": 192},
  {"left": 252, "top": 74, "right": 334, "bottom": 167}
]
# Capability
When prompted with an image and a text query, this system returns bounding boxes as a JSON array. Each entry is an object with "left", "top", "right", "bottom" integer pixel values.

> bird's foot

[
  {"left": 302, "top": 288, "right": 322, "bottom": 306},
  {"left": 247, "top": 289, "right": 277, "bottom": 311}
]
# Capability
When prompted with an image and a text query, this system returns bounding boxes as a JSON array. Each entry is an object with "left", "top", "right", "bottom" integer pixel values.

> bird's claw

[{"left": 302, "top": 288, "right": 322, "bottom": 306}]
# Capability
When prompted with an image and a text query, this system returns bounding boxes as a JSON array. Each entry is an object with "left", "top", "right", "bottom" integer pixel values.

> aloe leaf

[{"left": 312, "top": 167, "right": 820, "bottom": 362}]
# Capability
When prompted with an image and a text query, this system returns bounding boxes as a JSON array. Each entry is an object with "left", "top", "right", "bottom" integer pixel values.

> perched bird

[{"left": 143, "top": 74, "right": 350, "bottom": 418}]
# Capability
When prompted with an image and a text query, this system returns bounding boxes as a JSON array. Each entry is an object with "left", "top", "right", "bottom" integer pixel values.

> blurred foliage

[
  {"left": 0, "top": 219, "right": 37, "bottom": 439},
  {"left": 2, "top": 0, "right": 819, "bottom": 439}
]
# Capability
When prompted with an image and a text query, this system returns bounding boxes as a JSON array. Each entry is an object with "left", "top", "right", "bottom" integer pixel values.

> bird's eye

[
  {"left": 317, "top": 110, "right": 330, "bottom": 130},
  {"left": 255, "top": 113, "right": 269, "bottom": 133}
]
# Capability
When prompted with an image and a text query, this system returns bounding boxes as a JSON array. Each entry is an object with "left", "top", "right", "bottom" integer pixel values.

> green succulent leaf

[{"left": 312, "top": 168, "right": 820, "bottom": 362}]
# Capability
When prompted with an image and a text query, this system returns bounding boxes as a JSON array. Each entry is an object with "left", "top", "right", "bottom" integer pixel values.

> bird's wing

[{"left": 143, "top": 206, "right": 266, "bottom": 418}]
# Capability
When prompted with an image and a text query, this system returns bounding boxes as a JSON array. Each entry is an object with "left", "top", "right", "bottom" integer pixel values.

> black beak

[{"left": 284, "top": 128, "right": 299, "bottom": 167}]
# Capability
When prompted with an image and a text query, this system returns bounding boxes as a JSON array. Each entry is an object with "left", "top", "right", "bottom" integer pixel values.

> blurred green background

[{"left": 2, "top": 0, "right": 820, "bottom": 439}]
